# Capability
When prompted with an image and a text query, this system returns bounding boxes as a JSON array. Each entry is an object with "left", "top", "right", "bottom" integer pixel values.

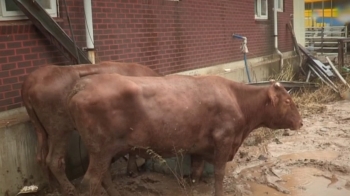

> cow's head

[{"left": 264, "top": 80, "right": 303, "bottom": 130}]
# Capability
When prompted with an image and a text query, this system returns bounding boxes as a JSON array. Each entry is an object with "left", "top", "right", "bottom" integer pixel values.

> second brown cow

[
  {"left": 68, "top": 74, "right": 303, "bottom": 196},
  {"left": 21, "top": 62, "right": 160, "bottom": 196}
]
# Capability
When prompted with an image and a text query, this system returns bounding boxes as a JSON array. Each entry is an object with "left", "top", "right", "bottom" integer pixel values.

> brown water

[{"left": 250, "top": 167, "right": 350, "bottom": 196}]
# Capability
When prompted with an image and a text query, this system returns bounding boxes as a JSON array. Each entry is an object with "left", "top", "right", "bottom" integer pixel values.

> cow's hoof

[
  {"left": 182, "top": 175, "right": 198, "bottom": 185},
  {"left": 128, "top": 171, "right": 139, "bottom": 178}
]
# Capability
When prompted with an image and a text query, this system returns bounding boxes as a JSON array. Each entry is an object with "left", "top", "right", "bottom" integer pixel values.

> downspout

[
  {"left": 274, "top": 0, "right": 283, "bottom": 70},
  {"left": 84, "top": 0, "right": 95, "bottom": 64}
]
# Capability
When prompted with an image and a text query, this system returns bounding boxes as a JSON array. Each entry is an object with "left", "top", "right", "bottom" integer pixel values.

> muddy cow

[
  {"left": 67, "top": 74, "right": 303, "bottom": 196},
  {"left": 21, "top": 62, "right": 160, "bottom": 196}
]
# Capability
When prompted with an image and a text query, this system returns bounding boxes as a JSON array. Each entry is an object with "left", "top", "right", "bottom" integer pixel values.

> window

[
  {"left": 0, "top": 0, "right": 57, "bottom": 21},
  {"left": 255, "top": 0, "right": 268, "bottom": 20},
  {"left": 276, "top": 0, "right": 283, "bottom": 12}
]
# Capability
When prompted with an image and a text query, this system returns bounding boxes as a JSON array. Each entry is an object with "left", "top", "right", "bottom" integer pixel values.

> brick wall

[
  {"left": 0, "top": 0, "right": 293, "bottom": 111},
  {"left": 278, "top": 0, "right": 294, "bottom": 53}
]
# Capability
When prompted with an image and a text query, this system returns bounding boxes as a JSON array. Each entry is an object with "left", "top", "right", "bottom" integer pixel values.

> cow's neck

[{"left": 232, "top": 84, "right": 270, "bottom": 136}]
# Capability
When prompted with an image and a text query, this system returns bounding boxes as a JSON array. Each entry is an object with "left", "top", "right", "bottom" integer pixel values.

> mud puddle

[
  {"left": 278, "top": 150, "right": 339, "bottom": 161},
  {"left": 249, "top": 167, "right": 350, "bottom": 196}
]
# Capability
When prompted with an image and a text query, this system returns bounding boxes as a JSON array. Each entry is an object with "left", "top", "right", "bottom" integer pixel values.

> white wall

[{"left": 294, "top": 0, "right": 306, "bottom": 46}]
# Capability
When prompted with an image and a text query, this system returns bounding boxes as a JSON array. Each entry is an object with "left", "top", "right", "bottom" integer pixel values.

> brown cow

[
  {"left": 21, "top": 62, "right": 160, "bottom": 196},
  {"left": 67, "top": 74, "right": 303, "bottom": 196}
]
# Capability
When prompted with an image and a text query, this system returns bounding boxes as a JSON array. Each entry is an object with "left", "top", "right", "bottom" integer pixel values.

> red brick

[
  {"left": 14, "top": 34, "right": 29, "bottom": 40},
  {"left": 24, "top": 54, "right": 38, "bottom": 60},
  {"left": 7, "top": 42, "right": 22, "bottom": 49},
  {"left": 23, "top": 40, "right": 37, "bottom": 47},
  {"left": 0, "top": 49, "right": 15, "bottom": 56},
  {"left": 18, "top": 61, "right": 33, "bottom": 68},
  {"left": 0, "top": 84, "right": 12, "bottom": 92},
  {"left": 12, "top": 83, "right": 23, "bottom": 90},
  {"left": 9, "top": 55, "right": 23, "bottom": 63},
  {"left": 31, "top": 46, "right": 46, "bottom": 53},
  {"left": 5, "top": 90, "right": 19, "bottom": 98},
  {"left": 14, "top": 96, "right": 22, "bottom": 103},
  {"left": 1, "top": 63, "right": 16, "bottom": 71},
  {"left": 19, "top": 75, "right": 27, "bottom": 82},
  {"left": 10, "top": 69, "right": 25, "bottom": 76},
  {"left": 7, "top": 103, "right": 22, "bottom": 110},
  {"left": 0, "top": 35, "right": 13, "bottom": 42},
  {"left": 16, "top": 48, "right": 31, "bottom": 55},
  {"left": 23, "top": 66, "right": 37, "bottom": 74},
  {"left": 0, "top": 98, "right": 13, "bottom": 107},
  {"left": 0, "top": 56, "right": 7, "bottom": 64},
  {"left": 3, "top": 77, "right": 18, "bottom": 84}
]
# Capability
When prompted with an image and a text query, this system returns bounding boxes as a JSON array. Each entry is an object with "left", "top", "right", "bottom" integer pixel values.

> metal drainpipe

[
  {"left": 84, "top": 0, "right": 95, "bottom": 64},
  {"left": 274, "top": 0, "right": 283, "bottom": 70}
]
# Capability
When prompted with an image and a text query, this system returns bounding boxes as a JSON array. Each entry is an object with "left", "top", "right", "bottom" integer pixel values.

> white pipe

[
  {"left": 84, "top": 0, "right": 95, "bottom": 64},
  {"left": 274, "top": 0, "right": 284, "bottom": 69}
]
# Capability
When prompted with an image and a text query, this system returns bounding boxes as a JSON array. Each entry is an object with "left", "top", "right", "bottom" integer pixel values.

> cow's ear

[{"left": 268, "top": 86, "right": 278, "bottom": 106}]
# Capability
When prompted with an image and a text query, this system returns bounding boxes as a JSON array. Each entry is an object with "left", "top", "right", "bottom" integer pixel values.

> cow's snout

[
  {"left": 290, "top": 119, "right": 303, "bottom": 130},
  {"left": 297, "top": 119, "right": 303, "bottom": 129}
]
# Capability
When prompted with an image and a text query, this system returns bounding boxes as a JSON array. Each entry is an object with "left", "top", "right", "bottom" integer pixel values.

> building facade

[{"left": 0, "top": 0, "right": 293, "bottom": 110}]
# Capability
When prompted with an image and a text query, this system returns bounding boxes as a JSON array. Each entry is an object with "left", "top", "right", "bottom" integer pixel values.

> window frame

[
  {"left": 255, "top": 0, "right": 268, "bottom": 20},
  {"left": 276, "top": 0, "right": 284, "bottom": 12},
  {"left": 0, "top": 0, "right": 57, "bottom": 21}
]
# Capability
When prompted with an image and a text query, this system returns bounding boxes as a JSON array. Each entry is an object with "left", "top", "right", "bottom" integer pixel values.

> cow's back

[
  {"left": 76, "top": 62, "right": 160, "bottom": 77},
  {"left": 22, "top": 62, "right": 160, "bottom": 124}
]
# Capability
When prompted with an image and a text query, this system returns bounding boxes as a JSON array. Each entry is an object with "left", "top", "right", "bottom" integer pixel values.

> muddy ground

[{"left": 44, "top": 99, "right": 350, "bottom": 196}]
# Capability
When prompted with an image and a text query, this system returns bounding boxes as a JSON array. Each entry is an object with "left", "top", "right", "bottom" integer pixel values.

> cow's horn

[{"left": 274, "top": 82, "right": 281, "bottom": 87}]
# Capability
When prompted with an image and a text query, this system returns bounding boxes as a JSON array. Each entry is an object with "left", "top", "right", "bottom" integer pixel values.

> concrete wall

[
  {"left": 0, "top": 52, "right": 299, "bottom": 194},
  {"left": 176, "top": 51, "right": 296, "bottom": 82},
  {"left": 0, "top": 108, "right": 42, "bottom": 195},
  {"left": 0, "top": 107, "right": 89, "bottom": 195}
]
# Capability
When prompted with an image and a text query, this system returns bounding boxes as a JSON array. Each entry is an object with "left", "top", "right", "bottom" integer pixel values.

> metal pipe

[
  {"left": 326, "top": 56, "right": 350, "bottom": 89},
  {"left": 274, "top": 0, "right": 283, "bottom": 70},
  {"left": 232, "top": 34, "right": 252, "bottom": 83},
  {"left": 330, "top": 0, "right": 333, "bottom": 26},
  {"left": 84, "top": 0, "right": 95, "bottom": 64},
  {"left": 321, "top": 0, "right": 325, "bottom": 54},
  {"left": 308, "top": 64, "right": 338, "bottom": 93}
]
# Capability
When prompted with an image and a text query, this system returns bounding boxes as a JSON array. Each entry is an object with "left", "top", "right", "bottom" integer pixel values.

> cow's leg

[
  {"left": 46, "top": 133, "right": 77, "bottom": 196},
  {"left": 25, "top": 107, "right": 56, "bottom": 189},
  {"left": 35, "top": 125, "right": 58, "bottom": 189},
  {"left": 126, "top": 152, "right": 139, "bottom": 177},
  {"left": 212, "top": 137, "right": 231, "bottom": 196},
  {"left": 79, "top": 154, "right": 111, "bottom": 196},
  {"left": 101, "top": 171, "right": 121, "bottom": 196},
  {"left": 190, "top": 155, "right": 205, "bottom": 183}
]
